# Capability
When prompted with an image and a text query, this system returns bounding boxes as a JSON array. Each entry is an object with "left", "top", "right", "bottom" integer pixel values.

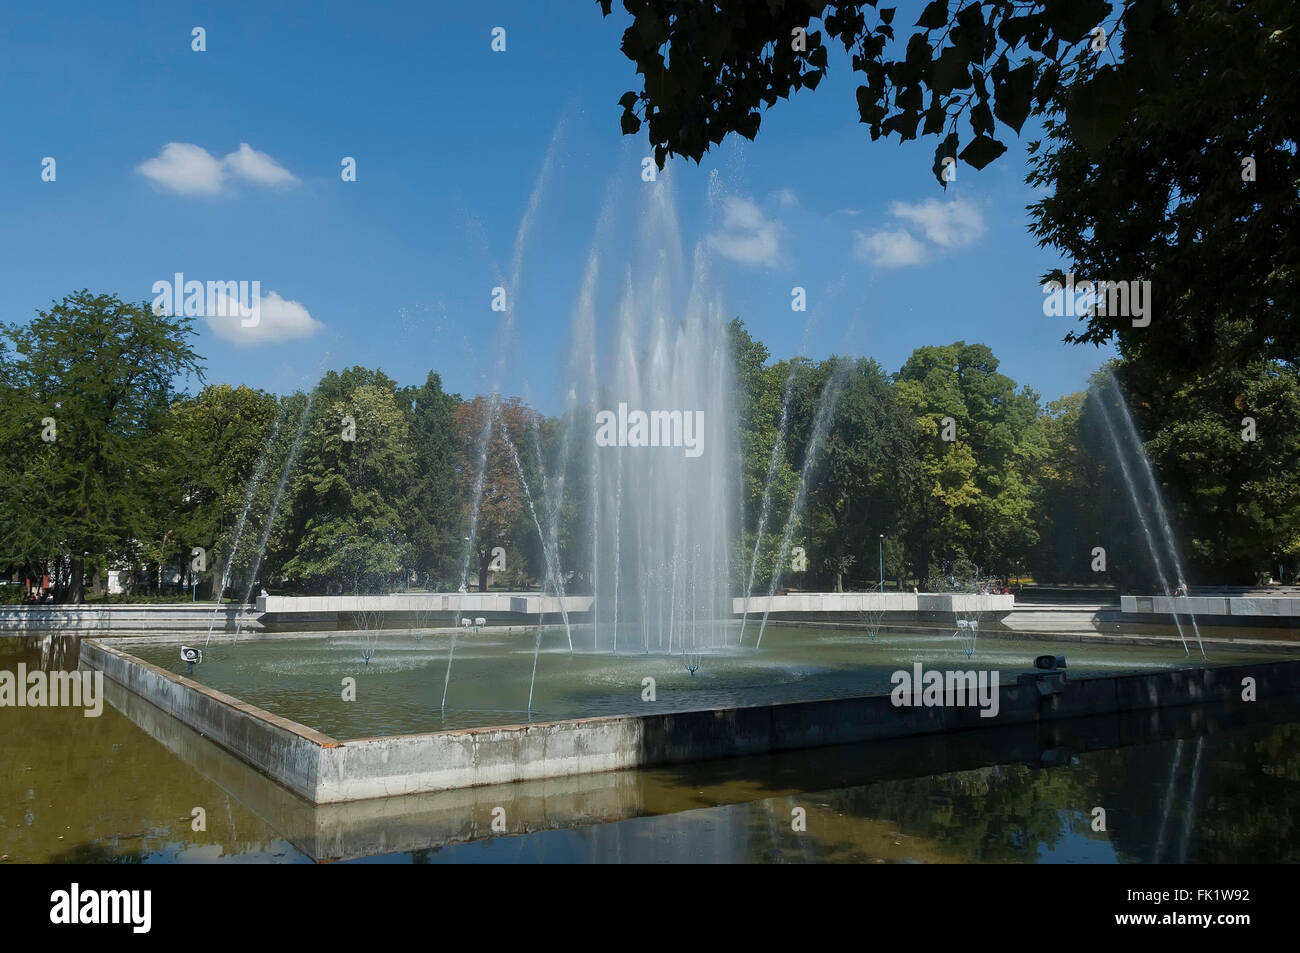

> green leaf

[
  {"left": 1065, "top": 65, "right": 1133, "bottom": 154},
  {"left": 917, "top": 0, "right": 948, "bottom": 30},
  {"left": 993, "top": 62, "right": 1035, "bottom": 133},
  {"left": 933, "top": 131, "right": 959, "bottom": 186},
  {"left": 1041, "top": 0, "right": 1112, "bottom": 45},
  {"left": 930, "top": 44, "right": 972, "bottom": 95},
  {"left": 958, "top": 133, "right": 1007, "bottom": 169}
]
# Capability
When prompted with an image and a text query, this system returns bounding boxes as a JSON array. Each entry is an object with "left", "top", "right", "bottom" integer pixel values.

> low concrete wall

[
  {"left": 81, "top": 636, "right": 1300, "bottom": 805},
  {"left": 1121, "top": 594, "right": 1300, "bottom": 626},
  {"left": 735, "top": 592, "right": 1015, "bottom": 621},
  {"left": 0, "top": 603, "right": 260, "bottom": 634},
  {"left": 253, "top": 592, "right": 1015, "bottom": 631},
  {"left": 257, "top": 592, "right": 594, "bottom": 617}
]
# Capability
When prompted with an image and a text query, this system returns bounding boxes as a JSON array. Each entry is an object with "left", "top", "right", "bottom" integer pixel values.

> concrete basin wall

[
  {"left": 80, "top": 638, "right": 1299, "bottom": 804},
  {"left": 257, "top": 593, "right": 596, "bottom": 616},
  {"left": 253, "top": 591, "right": 1014, "bottom": 629},
  {"left": 80, "top": 639, "right": 330, "bottom": 800},
  {"left": 732, "top": 593, "right": 1014, "bottom": 616},
  {"left": 321, "top": 658, "right": 1295, "bottom": 802},
  {"left": 1, "top": 603, "right": 259, "bottom": 634},
  {"left": 1120, "top": 594, "right": 1300, "bottom": 624}
]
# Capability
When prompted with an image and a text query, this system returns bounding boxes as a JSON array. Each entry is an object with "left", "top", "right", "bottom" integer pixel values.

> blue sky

[{"left": 0, "top": 0, "right": 1113, "bottom": 414}]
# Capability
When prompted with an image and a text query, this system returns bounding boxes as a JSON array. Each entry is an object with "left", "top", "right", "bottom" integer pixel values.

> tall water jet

[
  {"left": 738, "top": 362, "right": 798, "bottom": 644},
  {"left": 204, "top": 405, "right": 287, "bottom": 647},
  {"left": 232, "top": 387, "right": 318, "bottom": 643},
  {"left": 454, "top": 113, "right": 566, "bottom": 610},
  {"left": 755, "top": 358, "right": 852, "bottom": 648},
  {"left": 501, "top": 423, "right": 572, "bottom": 649},
  {"left": 584, "top": 193, "right": 736, "bottom": 654},
  {"left": 444, "top": 114, "right": 567, "bottom": 710},
  {"left": 1094, "top": 394, "right": 1191, "bottom": 655},
  {"left": 1104, "top": 373, "right": 1206, "bottom": 658},
  {"left": 1095, "top": 374, "right": 1205, "bottom": 658}
]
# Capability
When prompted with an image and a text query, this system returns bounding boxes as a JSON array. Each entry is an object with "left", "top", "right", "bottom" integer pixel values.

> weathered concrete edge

[
  {"left": 325, "top": 658, "right": 1297, "bottom": 802},
  {"left": 81, "top": 638, "right": 1300, "bottom": 804},
  {"left": 80, "top": 639, "right": 337, "bottom": 801}
]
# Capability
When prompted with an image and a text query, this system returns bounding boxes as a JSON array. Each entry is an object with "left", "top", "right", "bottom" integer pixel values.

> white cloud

[
  {"left": 707, "top": 196, "right": 783, "bottom": 267},
  {"left": 854, "top": 228, "right": 927, "bottom": 268},
  {"left": 773, "top": 188, "right": 798, "bottom": 207},
  {"left": 222, "top": 143, "right": 299, "bottom": 188},
  {"left": 135, "top": 143, "right": 226, "bottom": 195},
  {"left": 853, "top": 197, "right": 987, "bottom": 268},
  {"left": 137, "top": 142, "right": 299, "bottom": 195},
  {"left": 206, "top": 291, "right": 323, "bottom": 347},
  {"left": 886, "top": 197, "right": 986, "bottom": 248}
]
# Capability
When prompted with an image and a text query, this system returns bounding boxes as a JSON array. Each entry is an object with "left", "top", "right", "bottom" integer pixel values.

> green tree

[
  {"left": 454, "top": 396, "right": 537, "bottom": 592},
  {"left": 166, "top": 384, "right": 281, "bottom": 597},
  {"left": 730, "top": 319, "right": 799, "bottom": 593},
  {"left": 1113, "top": 357, "right": 1300, "bottom": 584},
  {"left": 283, "top": 384, "right": 415, "bottom": 592},
  {"left": 0, "top": 291, "right": 202, "bottom": 602},
  {"left": 399, "top": 372, "right": 463, "bottom": 587},
  {"left": 1028, "top": 0, "right": 1299, "bottom": 382},
  {"left": 895, "top": 342, "right": 1043, "bottom": 581},
  {"left": 801, "top": 357, "right": 918, "bottom": 591},
  {"left": 601, "top": 1, "right": 1298, "bottom": 384},
  {"left": 1027, "top": 391, "right": 1106, "bottom": 583},
  {"left": 601, "top": 0, "right": 1137, "bottom": 179}
]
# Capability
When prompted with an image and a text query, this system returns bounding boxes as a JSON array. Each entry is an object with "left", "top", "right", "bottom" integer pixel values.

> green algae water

[{"left": 130, "top": 624, "right": 1279, "bottom": 737}]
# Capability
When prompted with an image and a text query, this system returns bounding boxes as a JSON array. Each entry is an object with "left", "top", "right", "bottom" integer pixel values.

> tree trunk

[
  {"left": 69, "top": 556, "right": 85, "bottom": 604},
  {"left": 478, "top": 553, "right": 489, "bottom": 592}
]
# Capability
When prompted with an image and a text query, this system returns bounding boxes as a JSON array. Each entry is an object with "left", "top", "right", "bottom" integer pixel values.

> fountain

[
  {"left": 584, "top": 199, "right": 736, "bottom": 656},
  {"left": 1094, "top": 373, "right": 1206, "bottom": 658},
  {"left": 231, "top": 387, "right": 318, "bottom": 643},
  {"left": 204, "top": 405, "right": 287, "bottom": 647},
  {"left": 79, "top": 133, "right": 1297, "bottom": 815},
  {"left": 755, "top": 358, "right": 852, "bottom": 648},
  {"left": 738, "top": 363, "right": 798, "bottom": 644}
]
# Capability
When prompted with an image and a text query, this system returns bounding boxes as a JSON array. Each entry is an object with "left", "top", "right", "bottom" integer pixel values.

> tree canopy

[
  {"left": 599, "top": 1, "right": 1300, "bottom": 381},
  {"left": 0, "top": 291, "right": 202, "bottom": 600},
  {"left": 5, "top": 292, "right": 1300, "bottom": 601}
]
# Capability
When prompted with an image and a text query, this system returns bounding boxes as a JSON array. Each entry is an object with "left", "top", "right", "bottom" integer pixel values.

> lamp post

[{"left": 878, "top": 534, "right": 884, "bottom": 593}]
